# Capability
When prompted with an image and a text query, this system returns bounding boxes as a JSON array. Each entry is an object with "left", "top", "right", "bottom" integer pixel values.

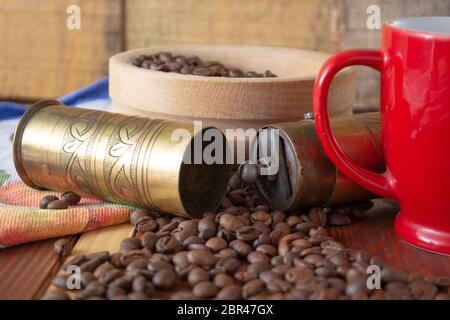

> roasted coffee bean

[
  {"left": 188, "top": 243, "right": 211, "bottom": 251},
  {"left": 219, "top": 213, "right": 245, "bottom": 231},
  {"left": 120, "top": 250, "right": 147, "bottom": 266},
  {"left": 147, "top": 260, "right": 173, "bottom": 273},
  {"left": 106, "top": 286, "right": 126, "bottom": 299},
  {"left": 206, "top": 237, "right": 228, "bottom": 252},
  {"left": 172, "top": 251, "right": 189, "bottom": 265},
  {"left": 255, "top": 244, "right": 277, "bottom": 257},
  {"left": 385, "top": 281, "right": 411, "bottom": 300},
  {"left": 120, "top": 237, "right": 142, "bottom": 253},
  {"left": 188, "top": 267, "right": 210, "bottom": 286},
  {"left": 216, "top": 285, "right": 242, "bottom": 300},
  {"left": 61, "top": 191, "right": 81, "bottom": 205},
  {"left": 193, "top": 281, "right": 218, "bottom": 299},
  {"left": 236, "top": 226, "right": 260, "bottom": 242},
  {"left": 246, "top": 261, "right": 271, "bottom": 274},
  {"left": 328, "top": 212, "right": 351, "bottom": 226},
  {"left": 266, "top": 278, "right": 292, "bottom": 293},
  {"left": 153, "top": 269, "right": 178, "bottom": 290},
  {"left": 109, "top": 275, "right": 134, "bottom": 291},
  {"left": 215, "top": 248, "right": 238, "bottom": 259},
  {"left": 132, "top": 275, "right": 154, "bottom": 296},
  {"left": 234, "top": 271, "right": 257, "bottom": 284},
  {"left": 381, "top": 266, "right": 408, "bottom": 283},
  {"left": 308, "top": 208, "right": 327, "bottom": 227},
  {"left": 170, "top": 290, "right": 195, "bottom": 300},
  {"left": 259, "top": 270, "right": 281, "bottom": 283},
  {"left": 98, "top": 269, "right": 124, "bottom": 285},
  {"left": 47, "top": 199, "right": 69, "bottom": 210},
  {"left": 39, "top": 195, "right": 59, "bottom": 209},
  {"left": 126, "top": 258, "right": 148, "bottom": 271},
  {"left": 247, "top": 251, "right": 269, "bottom": 264},
  {"left": 110, "top": 253, "right": 123, "bottom": 268},
  {"left": 187, "top": 249, "right": 217, "bottom": 267},
  {"left": 136, "top": 216, "right": 158, "bottom": 232},
  {"left": 41, "top": 290, "right": 71, "bottom": 300},
  {"left": 54, "top": 238, "right": 72, "bottom": 257},
  {"left": 126, "top": 292, "right": 148, "bottom": 300},
  {"left": 242, "top": 279, "right": 265, "bottom": 298},
  {"left": 215, "top": 258, "right": 240, "bottom": 274},
  {"left": 141, "top": 232, "right": 159, "bottom": 250},
  {"left": 62, "top": 254, "right": 86, "bottom": 270},
  {"left": 52, "top": 274, "right": 70, "bottom": 290},
  {"left": 155, "top": 236, "right": 181, "bottom": 254},
  {"left": 229, "top": 240, "right": 252, "bottom": 257},
  {"left": 183, "top": 236, "right": 205, "bottom": 247},
  {"left": 130, "top": 209, "right": 152, "bottom": 226},
  {"left": 94, "top": 262, "right": 114, "bottom": 278},
  {"left": 175, "top": 263, "right": 196, "bottom": 279},
  {"left": 214, "top": 273, "right": 235, "bottom": 288},
  {"left": 409, "top": 279, "right": 437, "bottom": 300}
]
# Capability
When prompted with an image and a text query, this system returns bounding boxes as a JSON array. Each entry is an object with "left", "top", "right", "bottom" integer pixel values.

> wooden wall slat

[{"left": 0, "top": 0, "right": 124, "bottom": 100}]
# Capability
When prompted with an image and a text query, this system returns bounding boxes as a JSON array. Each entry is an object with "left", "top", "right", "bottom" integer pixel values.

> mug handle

[{"left": 313, "top": 49, "right": 396, "bottom": 199}]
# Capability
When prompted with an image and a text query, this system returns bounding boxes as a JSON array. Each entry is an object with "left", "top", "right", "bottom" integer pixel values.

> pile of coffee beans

[
  {"left": 39, "top": 191, "right": 81, "bottom": 210},
  {"left": 134, "top": 52, "right": 277, "bottom": 78},
  {"left": 43, "top": 173, "right": 450, "bottom": 300}
]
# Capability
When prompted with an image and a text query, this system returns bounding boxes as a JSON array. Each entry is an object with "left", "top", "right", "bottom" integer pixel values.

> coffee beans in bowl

[{"left": 134, "top": 52, "right": 277, "bottom": 78}]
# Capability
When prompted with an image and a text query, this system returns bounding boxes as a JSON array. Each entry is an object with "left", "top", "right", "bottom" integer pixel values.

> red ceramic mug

[{"left": 314, "top": 17, "right": 450, "bottom": 255}]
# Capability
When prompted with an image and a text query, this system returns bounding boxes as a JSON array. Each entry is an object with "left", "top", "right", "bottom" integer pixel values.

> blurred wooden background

[{"left": 1, "top": 0, "right": 449, "bottom": 108}]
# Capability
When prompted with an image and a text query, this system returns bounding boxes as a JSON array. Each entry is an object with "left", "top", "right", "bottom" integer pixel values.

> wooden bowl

[{"left": 109, "top": 45, "right": 356, "bottom": 124}]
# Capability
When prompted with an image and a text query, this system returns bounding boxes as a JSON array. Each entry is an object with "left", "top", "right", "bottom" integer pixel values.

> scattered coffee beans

[
  {"left": 46, "top": 172, "right": 449, "bottom": 300},
  {"left": 54, "top": 239, "right": 72, "bottom": 257},
  {"left": 40, "top": 192, "right": 81, "bottom": 210},
  {"left": 134, "top": 52, "right": 277, "bottom": 78}
]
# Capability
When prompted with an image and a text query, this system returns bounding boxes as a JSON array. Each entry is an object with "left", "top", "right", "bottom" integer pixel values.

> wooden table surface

[{"left": 0, "top": 199, "right": 449, "bottom": 300}]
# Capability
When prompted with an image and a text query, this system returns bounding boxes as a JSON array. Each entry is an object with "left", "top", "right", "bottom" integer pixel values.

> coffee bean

[
  {"left": 54, "top": 238, "right": 72, "bottom": 257},
  {"left": 216, "top": 285, "right": 242, "bottom": 300},
  {"left": 187, "top": 249, "right": 217, "bottom": 267},
  {"left": 220, "top": 213, "right": 245, "bottom": 231},
  {"left": 308, "top": 208, "right": 327, "bottom": 227},
  {"left": 61, "top": 191, "right": 81, "bottom": 205},
  {"left": 128, "top": 292, "right": 150, "bottom": 300},
  {"left": 183, "top": 236, "right": 205, "bottom": 247},
  {"left": 215, "top": 248, "right": 238, "bottom": 259},
  {"left": 246, "top": 261, "right": 271, "bottom": 274},
  {"left": 47, "top": 199, "right": 69, "bottom": 210},
  {"left": 214, "top": 273, "right": 235, "bottom": 288},
  {"left": 106, "top": 286, "right": 126, "bottom": 299},
  {"left": 188, "top": 267, "right": 210, "bottom": 286},
  {"left": 130, "top": 209, "right": 151, "bottom": 226},
  {"left": 52, "top": 274, "right": 70, "bottom": 290},
  {"left": 62, "top": 254, "right": 86, "bottom": 270},
  {"left": 39, "top": 195, "right": 59, "bottom": 209},
  {"left": 385, "top": 281, "right": 411, "bottom": 300},
  {"left": 247, "top": 251, "right": 269, "bottom": 264},
  {"left": 229, "top": 240, "right": 252, "bottom": 257},
  {"left": 215, "top": 257, "right": 240, "bottom": 274},
  {"left": 155, "top": 236, "right": 181, "bottom": 254},
  {"left": 234, "top": 271, "right": 257, "bottom": 284},
  {"left": 236, "top": 226, "right": 261, "bottom": 242},
  {"left": 172, "top": 251, "right": 189, "bottom": 265},
  {"left": 120, "top": 237, "right": 142, "bottom": 253},
  {"left": 147, "top": 260, "right": 173, "bottom": 273},
  {"left": 409, "top": 279, "right": 437, "bottom": 300},
  {"left": 141, "top": 232, "right": 159, "bottom": 250},
  {"left": 132, "top": 275, "right": 154, "bottom": 296},
  {"left": 153, "top": 269, "right": 178, "bottom": 290},
  {"left": 41, "top": 290, "right": 71, "bottom": 300},
  {"left": 136, "top": 216, "right": 158, "bottom": 232},
  {"left": 242, "top": 279, "right": 265, "bottom": 298},
  {"left": 381, "top": 266, "right": 408, "bottom": 283},
  {"left": 193, "top": 281, "right": 218, "bottom": 299},
  {"left": 328, "top": 212, "right": 351, "bottom": 226},
  {"left": 206, "top": 237, "right": 228, "bottom": 252}
]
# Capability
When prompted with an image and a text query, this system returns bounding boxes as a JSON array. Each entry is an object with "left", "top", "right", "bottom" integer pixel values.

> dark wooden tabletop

[{"left": 0, "top": 199, "right": 449, "bottom": 300}]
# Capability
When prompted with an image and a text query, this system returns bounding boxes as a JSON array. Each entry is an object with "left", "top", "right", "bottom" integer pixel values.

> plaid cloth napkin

[{"left": 0, "top": 78, "right": 133, "bottom": 248}]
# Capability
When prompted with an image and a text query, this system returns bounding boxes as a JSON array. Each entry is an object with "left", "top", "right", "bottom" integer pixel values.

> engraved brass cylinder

[
  {"left": 13, "top": 100, "right": 232, "bottom": 218},
  {"left": 253, "top": 113, "right": 384, "bottom": 211}
]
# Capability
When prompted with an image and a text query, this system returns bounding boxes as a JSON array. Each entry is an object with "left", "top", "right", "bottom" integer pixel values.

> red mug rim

[{"left": 385, "top": 16, "right": 450, "bottom": 39}]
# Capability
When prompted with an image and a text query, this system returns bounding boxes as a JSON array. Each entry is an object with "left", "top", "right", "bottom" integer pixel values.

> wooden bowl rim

[{"left": 110, "top": 44, "right": 350, "bottom": 83}]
